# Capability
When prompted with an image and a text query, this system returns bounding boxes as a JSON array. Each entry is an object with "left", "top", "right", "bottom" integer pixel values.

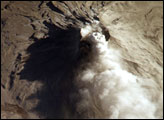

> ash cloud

[{"left": 71, "top": 23, "right": 163, "bottom": 119}]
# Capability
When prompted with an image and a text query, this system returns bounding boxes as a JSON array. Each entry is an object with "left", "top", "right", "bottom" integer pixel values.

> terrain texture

[{"left": 1, "top": 1, "right": 163, "bottom": 119}]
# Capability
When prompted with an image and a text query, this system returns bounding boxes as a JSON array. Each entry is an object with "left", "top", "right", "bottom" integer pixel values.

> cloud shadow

[{"left": 19, "top": 22, "right": 81, "bottom": 118}]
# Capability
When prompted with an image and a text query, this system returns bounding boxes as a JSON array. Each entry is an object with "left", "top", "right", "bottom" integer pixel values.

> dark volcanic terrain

[{"left": 1, "top": 1, "right": 163, "bottom": 119}]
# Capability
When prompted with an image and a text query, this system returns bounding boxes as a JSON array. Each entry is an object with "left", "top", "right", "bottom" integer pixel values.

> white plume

[{"left": 72, "top": 24, "right": 163, "bottom": 119}]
